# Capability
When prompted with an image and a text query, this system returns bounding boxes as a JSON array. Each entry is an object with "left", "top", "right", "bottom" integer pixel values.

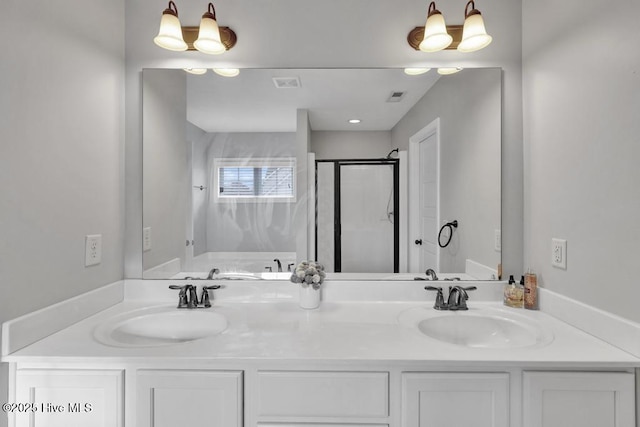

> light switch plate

[
  {"left": 551, "top": 238, "right": 567, "bottom": 269},
  {"left": 85, "top": 234, "right": 102, "bottom": 267},
  {"left": 143, "top": 227, "right": 152, "bottom": 252}
]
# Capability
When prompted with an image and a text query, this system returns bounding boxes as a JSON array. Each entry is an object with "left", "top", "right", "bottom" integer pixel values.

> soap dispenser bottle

[
  {"left": 504, "top": 275, "right": 523, "bottom": 308},
  {"left": 524, "top": 270, "right": 538, "bottom": 310}
]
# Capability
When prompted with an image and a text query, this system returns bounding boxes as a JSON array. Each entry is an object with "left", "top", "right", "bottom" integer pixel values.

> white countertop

[{"left": 4, "top": 289, "right": 640, "bottom": 367}]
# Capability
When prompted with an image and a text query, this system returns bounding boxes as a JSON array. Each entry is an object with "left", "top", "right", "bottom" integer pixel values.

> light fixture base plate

[{"left": 183, "top": 26, "right": 237, "bottom": 51}]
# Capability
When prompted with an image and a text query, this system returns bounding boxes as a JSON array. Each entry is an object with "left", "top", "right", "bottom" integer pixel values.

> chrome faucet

[
  {"left": 274, "top": 258, "right": 282, "bottom": 272},
  {"left": 425, "top": 285, "right": 477, "bottom": 310},
  {"left": 446, "top": 285, "right": 477, "bottom": 311},
  {"left": 206, "top": 267, "right": 220, "bottom": 279},
  {"left": 425, "top": 269, "right": 439, "bottom": 280},
  {"left": 287, "top": 263, "right": 295, "bottom": 272},
  {"left": 169, "top": 284, "right": 221, "bottom": 308}
]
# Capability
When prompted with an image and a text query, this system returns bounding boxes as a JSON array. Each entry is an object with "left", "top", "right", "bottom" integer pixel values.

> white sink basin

[
  {"left": 94, "top": 306, "right": 227, "bottom": 347},
  {"left": 399, "top": 307, "right": 553, "bottom": 349}
]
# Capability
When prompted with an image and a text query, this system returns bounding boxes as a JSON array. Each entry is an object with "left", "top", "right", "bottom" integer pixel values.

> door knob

[{"left": 415, "top": 239, "right": 423, "bottom": 245}]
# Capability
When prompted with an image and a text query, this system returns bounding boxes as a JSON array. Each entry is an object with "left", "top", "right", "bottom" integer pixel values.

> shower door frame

[{"left": 315, "top": 158, "right": 400, "bottom": 273}]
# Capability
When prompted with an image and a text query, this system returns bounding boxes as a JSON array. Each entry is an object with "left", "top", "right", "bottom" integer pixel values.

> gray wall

[
  {"left": 0, "top": 0, "right": 125, "bottom": 425},
  {"left": 142, "top": 69, "right": 188, "bottom": 272},
  {"left": 188, "top": 122, "right": 208, "bottom": 257},
  {"left": 522, "top": 0, "right": 640, "bottom": 322},
  {"left": 311, "top": 131, "right": 392, "bottom": 159},
  {"left": 392, "top": 69, "right": 502, "bottom": 273}
]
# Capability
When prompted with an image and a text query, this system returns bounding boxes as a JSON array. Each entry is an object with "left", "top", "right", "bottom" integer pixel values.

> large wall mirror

[{"left": 142, "top": 67, "right": 501, "bottom": 280}]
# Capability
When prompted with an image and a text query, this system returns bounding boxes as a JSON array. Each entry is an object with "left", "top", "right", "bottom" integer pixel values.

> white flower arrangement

[{"left": 290, "top": 261, "right": 326, "bottom": 290}]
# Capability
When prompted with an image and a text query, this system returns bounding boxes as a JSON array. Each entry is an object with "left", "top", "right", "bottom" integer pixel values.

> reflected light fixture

[
  {"left": 407, "top": 0, "right": 491, "bottom": 53},
  {"left": 154, "top": 2, "right": 237, "bottom": 54},
  {"left": 348, "top": 119, "right": 361, "bottom": 124},
  {"left": 419, "top": 2, "right": 452, "bottom": 52},
  {"left": 404, "top": 67, "right": 431, "bottom": 76},
  {"left": 457, "top": 0, "right": 492, "bottom": 52},
  {"left": 184, "top": 68, "right": 208, "bottom": 75},
  {"left": 154, "top": 1, "right": 188, "bottom": 51},
  {"left": 194, "top": 3, "right": 226, "bottom": 55},
  {"left": 213, "top": 68, "right": 240, "bottom": 77},
  {"left": 437, "top": 67, "right": 463, "bottom": 75}
]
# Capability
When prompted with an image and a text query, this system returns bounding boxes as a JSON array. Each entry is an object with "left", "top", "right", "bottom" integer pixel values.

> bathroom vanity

[{"left": 2, "top": 280, "right": 639, "bottom": 427}]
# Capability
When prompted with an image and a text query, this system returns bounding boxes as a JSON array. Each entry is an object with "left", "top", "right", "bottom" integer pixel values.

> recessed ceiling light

[
  {"left": 213, "top": 68, "right": 240, "bottom": 77},
  {"left": 437, "top": 67, "right": 463, "bottom": 75},
  {"left": 404, "top": 67, "right": 431, "bottom": 76},
  {"left": 348, "top": 119, "right": 361, "bottom": 124},
  {"left": 184, "top": 68, "right": 207, "bottom": 75}
]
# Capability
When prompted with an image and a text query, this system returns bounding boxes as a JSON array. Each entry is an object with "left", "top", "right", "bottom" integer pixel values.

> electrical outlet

[
  {"left": 494, "top": 229, "right": 501, "bottom": 252},
  {"left": 85, "top": 234, "right": 102, "bottom": 267},
  {"left": 551, "top": 238, "right": 567, "bottom": 269},
  {"left": 143, "top": 227, "right": 152, "bottom": 252}
]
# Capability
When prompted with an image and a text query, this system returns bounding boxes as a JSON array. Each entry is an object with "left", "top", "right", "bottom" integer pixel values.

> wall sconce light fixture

[
  {"left": 419, "top": 2, "right": 453, "bottom": 52},
  {"left": 154, "top": 2, "right": 237, "bottom": 54},
  {"left": 407, "top": 0, "right": 491, "bottom": 53}
]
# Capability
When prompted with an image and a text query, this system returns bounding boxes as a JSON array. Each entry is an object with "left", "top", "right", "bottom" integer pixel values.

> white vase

[{"left": 299, "top": 285, "right": 321, "bottom": 309}]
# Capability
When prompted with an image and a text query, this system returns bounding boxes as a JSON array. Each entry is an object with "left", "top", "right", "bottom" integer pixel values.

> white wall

[
  {"left": 312, "top": 131, "right": 392, "bottom": 159},
  {"left": 0, "top": 0, "right": 125, "bottom": 425},
  {"left": 124, "top": 0, "right": 523, "bottom": 278},
  {"left": 201, "top": 132, "right": 297, "bottom": 253},
  {"left": 523, "top": 0, "right": 640, "bottom": 322},
  {"left": 188, "top": 122, "right": 208, "bottom": 257},
  {"left": 142, "top": 69, "right": 189, "bottom": 272},
  {"left": 392, "top": 69, "right": 502, "bottom": 274}
]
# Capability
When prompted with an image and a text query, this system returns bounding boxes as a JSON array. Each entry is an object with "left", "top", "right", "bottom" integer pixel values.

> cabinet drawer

[{"left": 257, "top": 371, "right": 389, "bottom": 418}]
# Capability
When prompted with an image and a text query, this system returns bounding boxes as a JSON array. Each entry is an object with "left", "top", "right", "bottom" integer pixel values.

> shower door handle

[{"left": 415, "top": 239, "right": 423, "bottom": 245}]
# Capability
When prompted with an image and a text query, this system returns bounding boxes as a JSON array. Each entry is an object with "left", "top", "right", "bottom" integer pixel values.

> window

[{"left": 214, "top": 158, "right": 296, "bottom": 202}]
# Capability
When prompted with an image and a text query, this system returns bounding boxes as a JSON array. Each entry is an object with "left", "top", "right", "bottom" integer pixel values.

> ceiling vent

[
  {"left": 273, "top": 77, "right": 301, "bottom": 89},
  {"left": 386, "top": 91, "right": 406, "bottom": 102}
]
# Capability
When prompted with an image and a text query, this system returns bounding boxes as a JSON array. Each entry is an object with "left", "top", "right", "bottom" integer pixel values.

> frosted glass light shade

[
  {"left": 457, "top": 9, "right": 492, "bottom": 52},
  {"left": 419, "top": 12, "right": 453, "bottom": 52},
  {"left": 194, "top": 16, "right": 226, "bottom": 55},
  {"left": 154, "top": 12, "right": 188, "bottom": 51},
  {"left": 404, "top": 68, "right": 431, "bottom": 76},
  {"left": 213, "top": 68, "right": 240, "bottom": 77},
  {"left": 184, "top": 68, "right": 208, "bottom": 75},
  {"left": 437, "top": 67, "right": 463, "bottom": 75}
]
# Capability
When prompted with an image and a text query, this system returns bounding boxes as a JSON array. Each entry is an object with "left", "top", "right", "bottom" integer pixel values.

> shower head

[{"left": 386, "top": 148, "right": 399, "bottom": 159}]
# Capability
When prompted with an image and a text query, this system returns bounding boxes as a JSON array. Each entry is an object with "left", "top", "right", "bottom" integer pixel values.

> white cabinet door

[
  {"left": 402, "top": 372, "right": 509, "bottom": 427},
  {"left": 14, "top": 369, "right": 123, "bottom": 427},
  {"left": 523, "top": 371, "right": 635, "bottom": 427},
  {"left": 137, "top": 370, "right": 243, "bottom": 427}
]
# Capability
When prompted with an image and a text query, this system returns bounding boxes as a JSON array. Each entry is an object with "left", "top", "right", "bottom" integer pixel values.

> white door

[
  {"left": 409, "top": 119, "right": 440, "bottom": 273},
  {"left": 15, "top": 369, "right": 123, "bottom": 427},
  {"left": 402, "top": 372, "right": 509, "bottom": 427},
  {"left": 523, "top": 371, "right": 635, "bottom": 427},
  {"left": 137, "top": 370, "right": 243, "bottom": 427}
]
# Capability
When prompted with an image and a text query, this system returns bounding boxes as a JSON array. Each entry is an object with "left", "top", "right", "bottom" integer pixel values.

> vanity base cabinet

[
  {"left": 14, "top": 369, "right": 123, "bottom": 427},
  {"left": 401, "top": 372, "right": 510, "bottom": 427},
  {"left": 136, "top": 370, "right": 243, "bottom": 427},
  {"left": 522, "top": 371, "right": 635, "bottom": 427}
]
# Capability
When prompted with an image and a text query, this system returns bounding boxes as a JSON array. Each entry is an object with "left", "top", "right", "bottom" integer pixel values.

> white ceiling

[{"left": 187, "top": 68, "right": 440, "bottom": 132}]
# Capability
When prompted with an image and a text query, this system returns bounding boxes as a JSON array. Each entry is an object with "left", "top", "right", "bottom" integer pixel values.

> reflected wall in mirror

[{"left": 142, "top": 68, "right": 501, "bottom": 280}]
